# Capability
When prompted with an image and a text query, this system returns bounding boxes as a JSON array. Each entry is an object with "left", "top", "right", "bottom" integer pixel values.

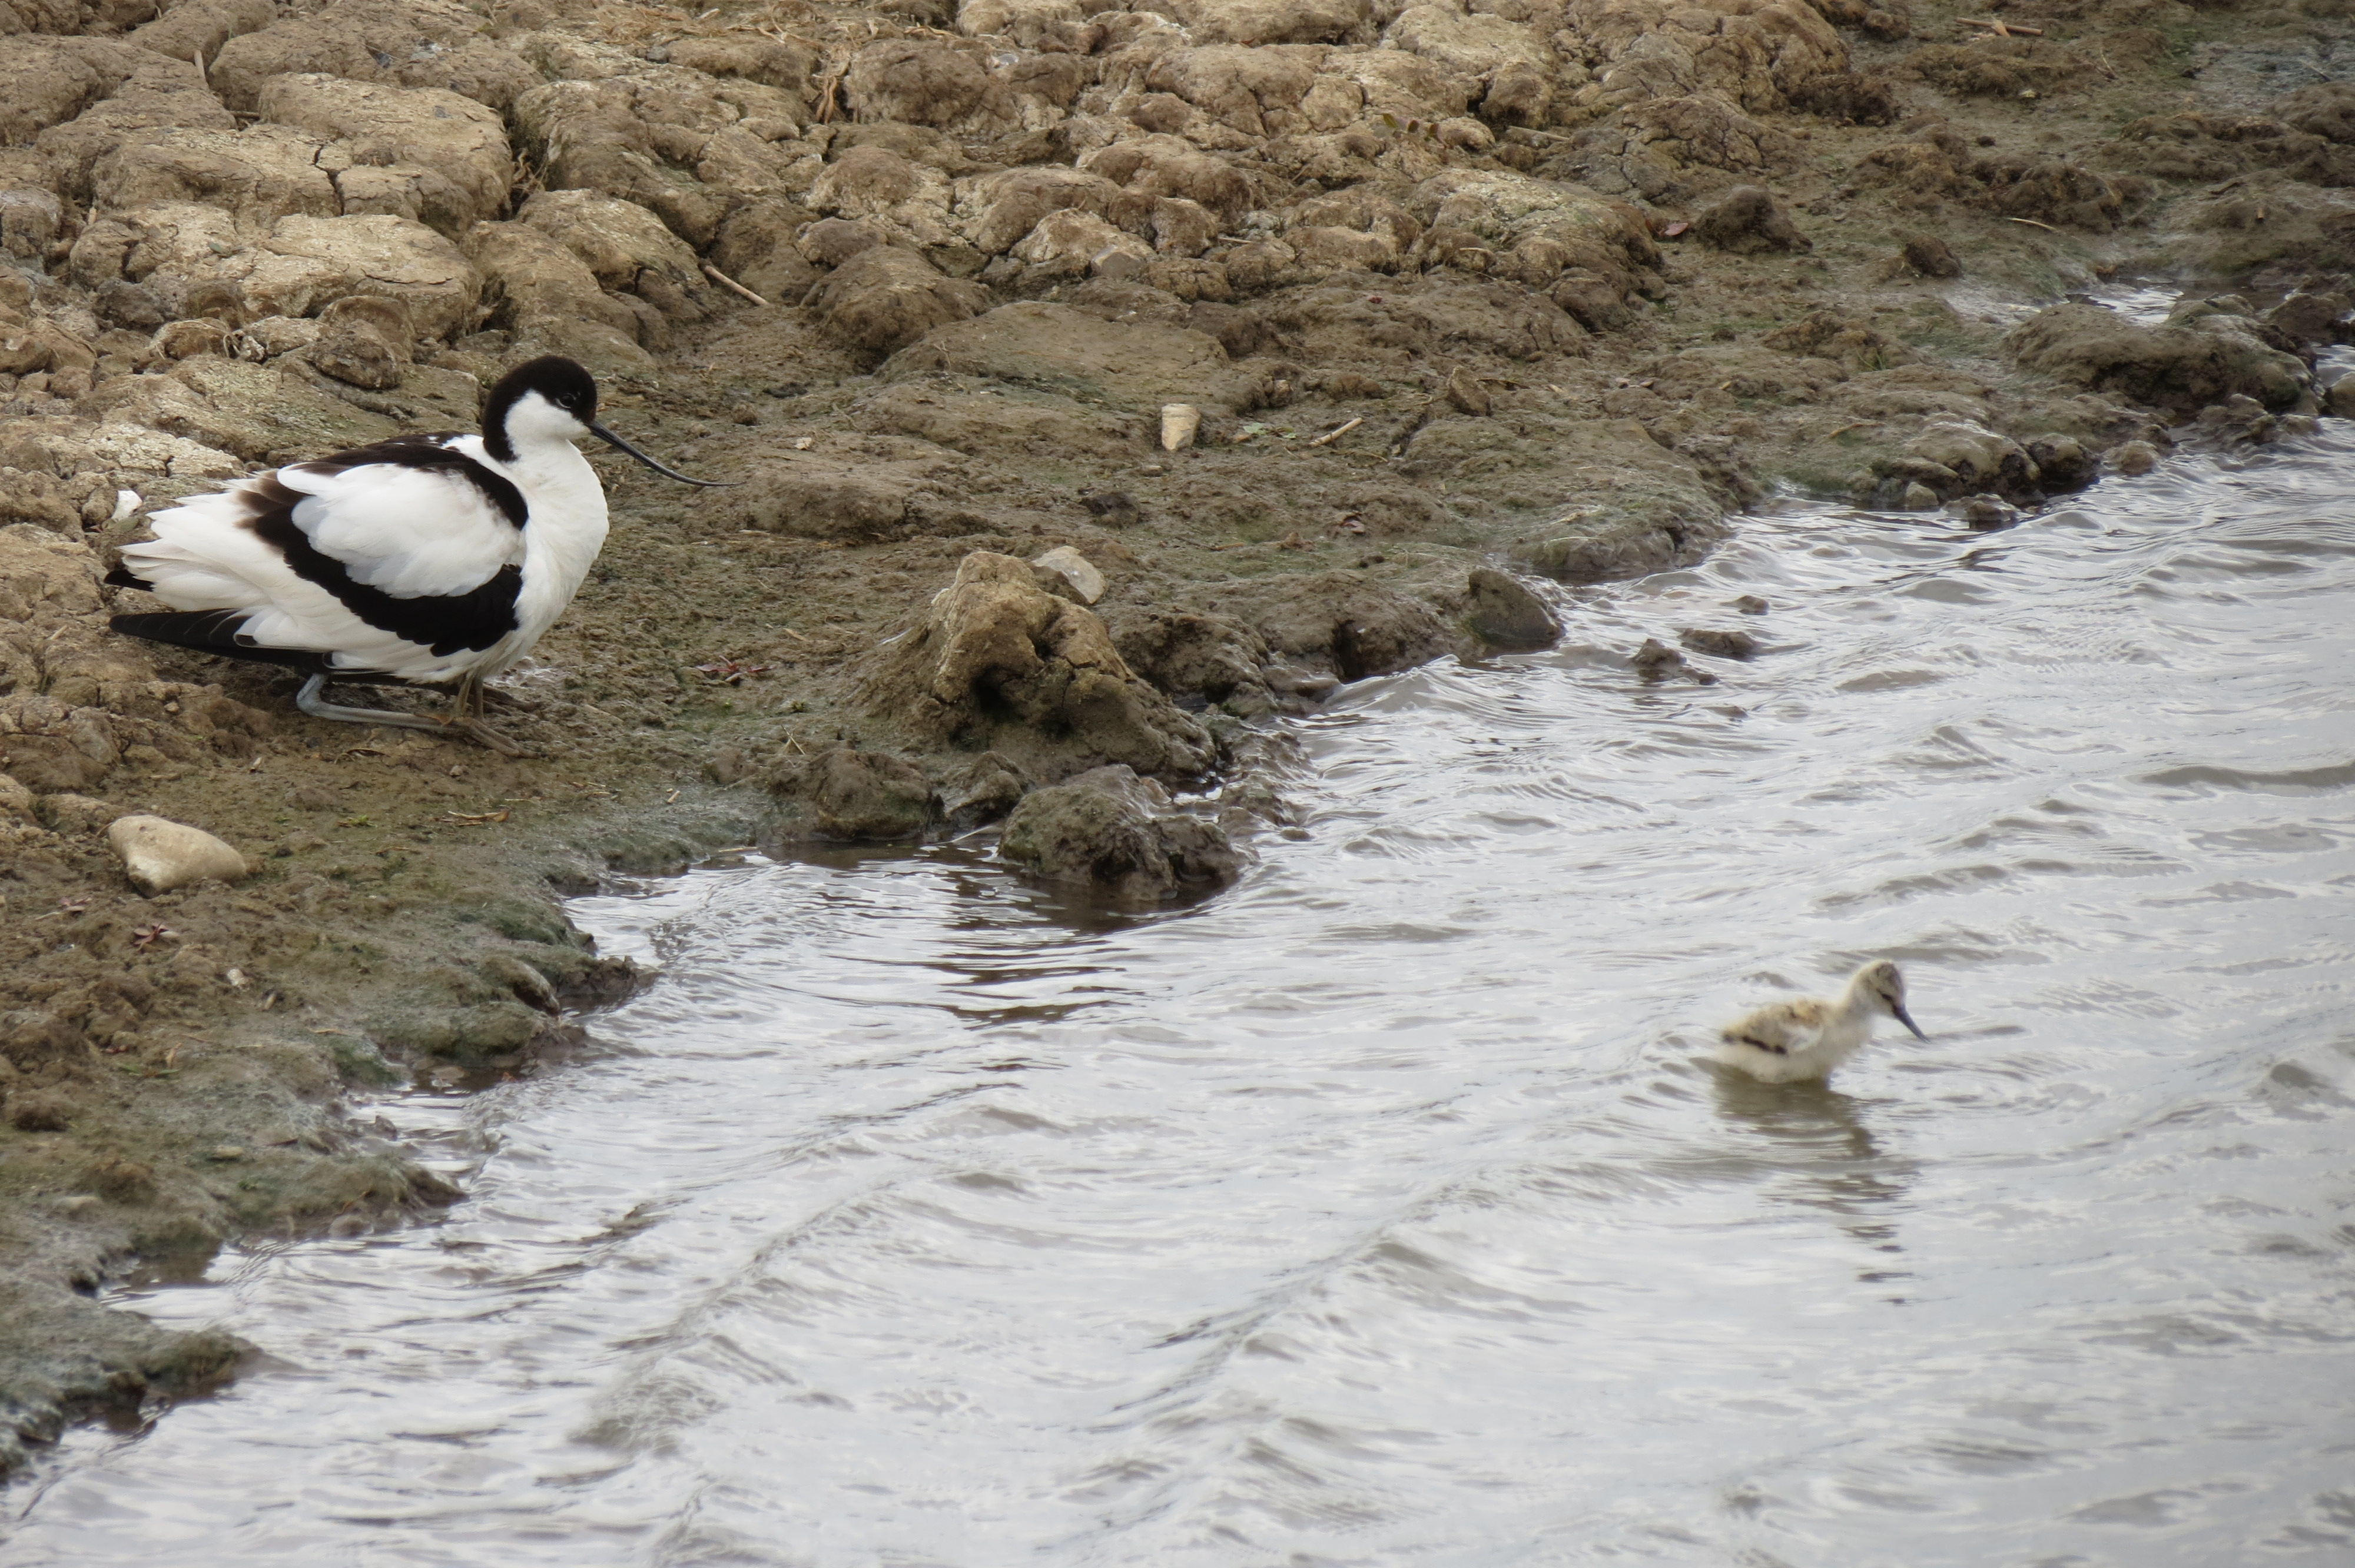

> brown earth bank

[{"left": 3, "top": 0, "right": 2351, "bottom": 1474}]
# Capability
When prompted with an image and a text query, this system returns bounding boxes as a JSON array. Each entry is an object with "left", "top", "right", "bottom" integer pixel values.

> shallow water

[{"left": 9, "top": 430, "right": 2355, "bottom": 1566}]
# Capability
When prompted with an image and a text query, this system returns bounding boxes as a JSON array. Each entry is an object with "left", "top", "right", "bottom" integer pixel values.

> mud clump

[
  {"left": 769, "top": 743, "right": 936, "bottom": 841},
  {"left": 998, "top": 763, "right": 1242, "bottom": 905},
  {"left": 865, "top": 551, "right": 1213, "bottom": 783},
  {"left": 1691, "top": 187, "right": 1810, "bottom": 255},
  {"left": 2008, "top": 302, "right": 2311, "bottom": 413},
  {"left": 810, "top": 246, "right": 990, "bottom": 364},
  {"left": 1464, "top": 567, "right": 1561, "bottom": 652},
  {"left": 1902, "top": 233, "right": 1962, "bottom": 279}
]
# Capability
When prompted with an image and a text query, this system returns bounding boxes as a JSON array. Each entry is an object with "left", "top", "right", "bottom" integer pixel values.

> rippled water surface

[{"left": 10, "top": 432, "right": 2355, "bottom": 1565}]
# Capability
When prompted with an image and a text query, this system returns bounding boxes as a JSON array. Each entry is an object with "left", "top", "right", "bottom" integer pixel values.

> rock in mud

[
  {"left": 1691, "top": 186, "right": 1810, "bottom": 255},
  {"left": 866, "top": 550, "right": 1213, "bottom": 782},
  {"left": 1513, "top": 506, "right": 1723, "bottom": 586},
  {"left": 1161, "top": 403, "right": 1200, "bottom": 451},
  {"left": 1902, "top": 233, "right": 1961, "bottom": 278},
  {"left": 2026, "top": 434, "right": 2094, "bottom": 493},
  {"left": 306, "top": 295, "right": 410, "bottom": 389},
  {"left": 883, "top": 302, "right": 1243, "bottom": 413},
  {"left": 940, "top": 750, "right": 1029, "bottom": 832},
  {"left": 2328, "top": 378, "right": 2355, "bottom": 421},
  {"left": 1463, "top": 567, "right": 1560, "bottom": 652},
  {"left": 1030, "top": 546, "right": 1106, "bottom": 605},
  {"left": 1215, "top": 570, "right": 1461, "bottom": 683},
  {"left": 1761, "top": 310, "right": 1914, "bottom": 373},
  {"left": 769, "top": 743, "right": 936, "bottom": 841},
  {"left": 464, "top": 220, "right": 654, "bottom": 376},
  {"left": 2266, "top": 289, "right": 2354, "bottom": 350},
  {"left": 809, "top": 245, "right": 990, "bottom": 364},
  {"left": 2007, "top": 302, "right": 2309, "bottom": 414},
  {"left": 1080, "top": 491, "right": 1142, "bottom": 528},
  {"left": 1904, "top": 420, "right": 2038, "bottom": 500},
  {"left": 108, "top": 813, "right": 250, "bottom": 894},
  {"left": 1108, "top": 609, "right": 1273, "bottom": 716},
  {"left": 516, "top": 190, "right": 715, "bottom": 322},
  {"left": 1443, "top": 365, "right": 1491, "bottom": 416},
  {"left": 997, "top": 763, "right": 1241, "bottom": 904},
  {"left": 5, "top": 1091, "right": 74, "bottom": 1133}
]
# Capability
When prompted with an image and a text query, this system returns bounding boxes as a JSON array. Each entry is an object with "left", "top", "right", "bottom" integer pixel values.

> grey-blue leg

[{"left": 295, "top": 673, "right": 527, "bottom": 756}]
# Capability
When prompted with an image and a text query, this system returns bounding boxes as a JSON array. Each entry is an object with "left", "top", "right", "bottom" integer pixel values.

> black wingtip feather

[
  {"left": 104, "top": 565, "right": 154, "bottom": 591},
  {"left": 110, "top": 612, "right": 335, "bottom": 673}
]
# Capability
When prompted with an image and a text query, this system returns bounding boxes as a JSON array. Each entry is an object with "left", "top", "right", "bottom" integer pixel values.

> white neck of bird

[{"left": 1838, "top": 971, "right": 1888, "bottom": 1021}]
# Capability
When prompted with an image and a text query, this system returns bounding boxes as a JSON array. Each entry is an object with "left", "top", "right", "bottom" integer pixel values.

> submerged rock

[
  {"left": 1952, "top": 494, "right": 2024, "bottom": 530},
  {"left": 108, "top": 813, "right": 249, "bottom": 894},
  {"left": 1630, "top": 637, "right": 1713, "bottom": 683},
  {"left": 1679, "top": 627, "right": 1759, "bottom": 660},
  {"left": 997, "top": 763, "right": 1241, "bottom": 903}
]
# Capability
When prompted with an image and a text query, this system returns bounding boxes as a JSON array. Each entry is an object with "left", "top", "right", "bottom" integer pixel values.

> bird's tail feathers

[{"left": 108, "top": 610, "right": 334, "bottom": 672}]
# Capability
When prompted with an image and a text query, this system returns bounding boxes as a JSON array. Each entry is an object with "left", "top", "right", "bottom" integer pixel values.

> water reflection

[{"left": 1712, "top": 1073, "right": 1915, "bottom": 1274}]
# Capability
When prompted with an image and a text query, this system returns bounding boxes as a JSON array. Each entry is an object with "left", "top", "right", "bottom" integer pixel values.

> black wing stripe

[
  {"left": 105, "top": 564, "right": 155, "bottom": 591},
  {"left": 284, "top": 434, "right": 531, "bottom": 531},
  {"left": 110, "top": 611, "right": 337, "bottom": 673},
  {"left": 237, "top": 474, "right": 522, "bottom": 657}
]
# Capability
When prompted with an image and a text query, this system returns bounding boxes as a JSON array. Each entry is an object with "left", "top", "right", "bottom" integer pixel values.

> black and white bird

[{"left": 107, "top": 356, "right": 723, "bottom": 753}]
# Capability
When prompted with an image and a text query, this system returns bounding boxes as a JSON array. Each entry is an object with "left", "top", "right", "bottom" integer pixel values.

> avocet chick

[{"left": 1716, "top": 961, "right": 1928, "bottom": 1083}]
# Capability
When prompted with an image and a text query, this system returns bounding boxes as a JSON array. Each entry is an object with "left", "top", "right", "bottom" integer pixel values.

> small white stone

[
  {"left": 1160, "top": 403, "right": 1200, "bottom": 452},
  {"left": 111, "top": 489, "right": 142, "bottom": 523},
  {"left": 108, "top": 813, "right": 250, "bottom": 895},
  {"left": 1031, "top": 546, "right": 1106, "bottom": 605}
]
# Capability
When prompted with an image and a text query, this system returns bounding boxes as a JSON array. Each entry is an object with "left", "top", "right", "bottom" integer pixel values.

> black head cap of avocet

[{"left": 482, "top": 356, "right": 730, "bottom": 486}]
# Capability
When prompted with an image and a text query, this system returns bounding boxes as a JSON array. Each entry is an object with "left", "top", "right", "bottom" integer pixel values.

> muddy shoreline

[{"left": 4, "top": 0, "right": 2351, "bottom": 1475}]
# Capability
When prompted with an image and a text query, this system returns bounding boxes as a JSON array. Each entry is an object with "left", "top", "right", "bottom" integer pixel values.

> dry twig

[{"left": 702, "top": 263, "right": 770, "bottom": 307}]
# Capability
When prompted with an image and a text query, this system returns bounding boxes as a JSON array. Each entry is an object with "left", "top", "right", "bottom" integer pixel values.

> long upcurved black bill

[
  {"left": 1893, "top": 1004, "right": 1929, "bottom": 1041},
  {"left": 589, "top": 421, "right": 732, "bottom": 486}
]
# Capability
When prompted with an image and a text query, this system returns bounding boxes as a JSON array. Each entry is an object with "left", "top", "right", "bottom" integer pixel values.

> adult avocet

[
  {"left": 107, "top": 356, "right": 722, "bottom": 753},
  {"left": 1717, "top": 961, "right": 1929, "bottom": 1083}
]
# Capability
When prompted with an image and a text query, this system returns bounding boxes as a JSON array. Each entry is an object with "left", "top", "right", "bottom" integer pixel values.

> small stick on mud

[
  {"left": 701, "top": 263, "right": 770, "bottom": 307},
  {"left": 1308, "top": 417, "right": 1364, "bottom": 447},
  {"left": 192, "top": 48, "right": 208, "bottom": 88},
  {"left": 1962, "top": 16, "right": 2044, "bottom": 33},
  {"left": 2006, "top": 216, "right": 2061, "bottom": 232}
]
